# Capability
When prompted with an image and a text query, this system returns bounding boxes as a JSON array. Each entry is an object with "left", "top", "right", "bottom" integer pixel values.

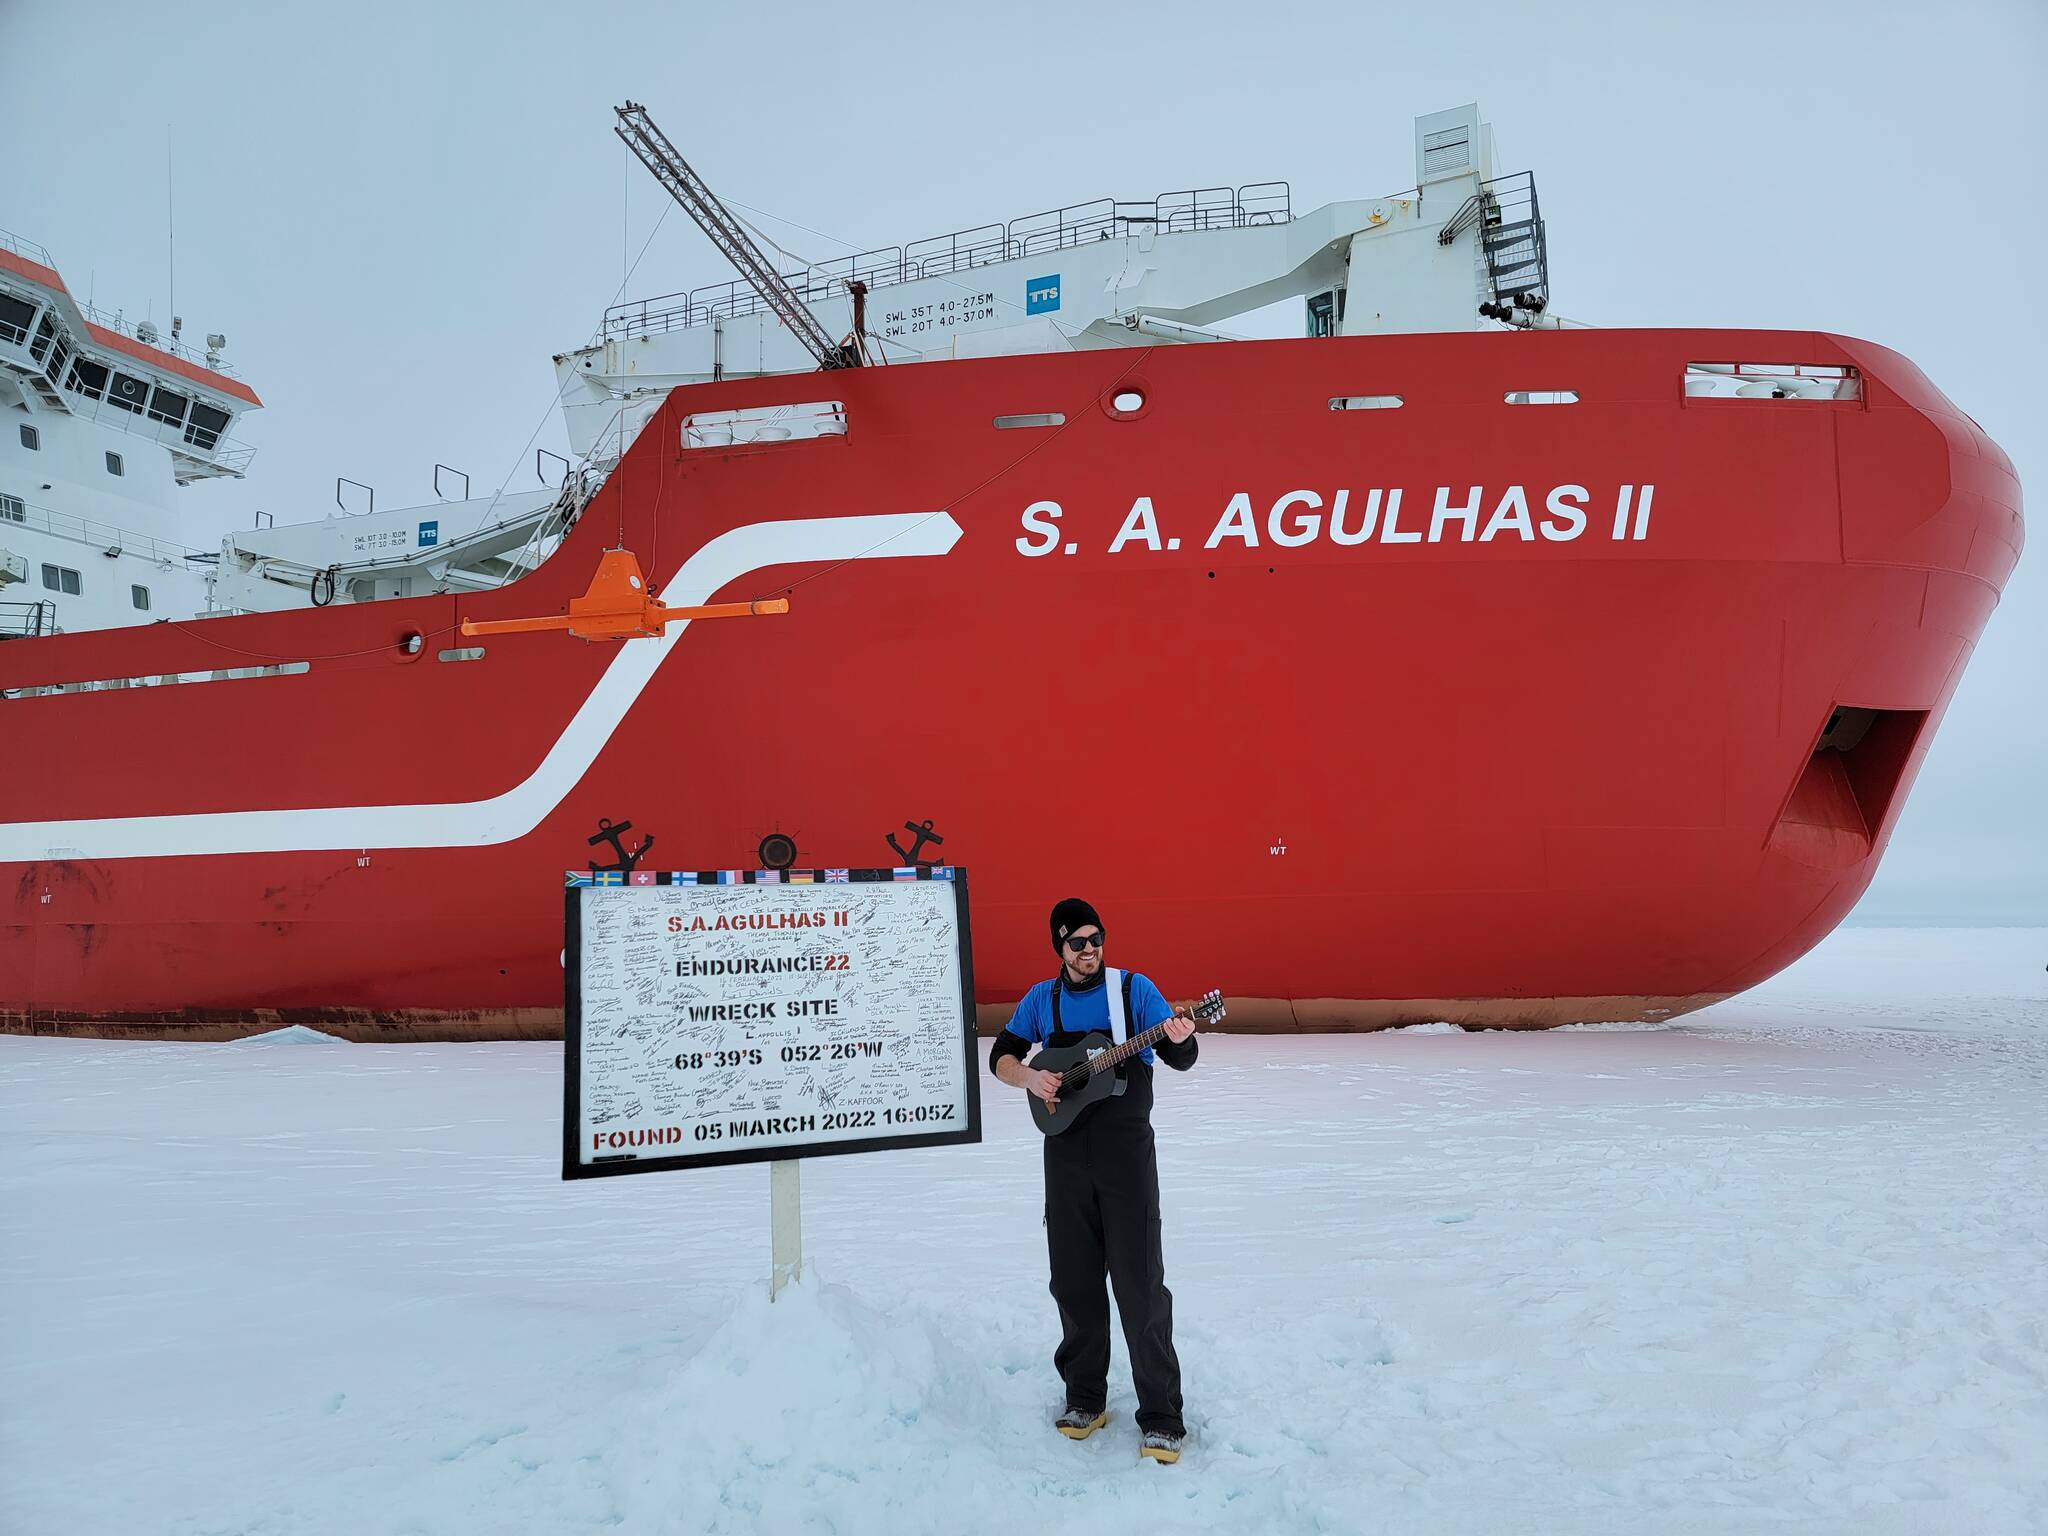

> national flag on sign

[
  {"left": 931, "top": 866, "right": 957, "bottom": 880},
  {"left": 717, "top": 871, "right": 742, "bottom": 885},
  {"left": 893, "top": 867, "right": 919, "bottom": 882},
  {"left": 564, "top": 871, "right": 594, "bottom": 887},
  {"left": 593, "top": 869, "right": 625, "bottom": 886},
  {"left": 754, "top": 870, "right": 783, "bottom": 884},
  {"left": 824, "top": 869, "right": 850, "bottom": 883},
  {"left": 789, "top": 871, "right": 815, "bottom": 884},
  {"left": 630, "top": 870, "right": 657, "bottom": 886},
  {"left": 660, "top": 872, "right": 696, "bottom": 885}
]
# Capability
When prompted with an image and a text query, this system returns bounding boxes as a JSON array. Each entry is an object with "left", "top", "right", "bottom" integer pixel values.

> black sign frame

[{"left": 562, "top": 869, "right": 981, "bottom": 1179}]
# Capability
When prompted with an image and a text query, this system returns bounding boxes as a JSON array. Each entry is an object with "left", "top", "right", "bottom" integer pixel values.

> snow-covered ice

[{"left": 3, "top": 927, "right": 2044, "bottom": 1535}]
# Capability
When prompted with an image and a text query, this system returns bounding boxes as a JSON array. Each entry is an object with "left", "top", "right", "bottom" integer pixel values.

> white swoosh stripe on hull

[{"left": 1, "top": 513, "right": 962, "bottom": 863}]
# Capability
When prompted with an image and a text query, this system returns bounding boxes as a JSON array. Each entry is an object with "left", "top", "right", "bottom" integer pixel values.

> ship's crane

[
  {"left": 613, "top": 101, "right": 863, "bottom": 371},
  {"left": 462, "top": 103, "right": 880, "bottom": 641}
]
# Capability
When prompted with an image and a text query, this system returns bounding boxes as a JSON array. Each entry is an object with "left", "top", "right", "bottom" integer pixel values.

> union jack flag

[
  {"left": 824, "top": 869, "right": 850, "bottom": 883},
  {"left": 593, "top": 869, "right": 625, "bottom": 887},
  {"left": 931, "top": 866, "right": 957, "bottom": 880}
]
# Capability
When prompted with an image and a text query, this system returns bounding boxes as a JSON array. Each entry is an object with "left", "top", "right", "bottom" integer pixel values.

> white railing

[
  {"left": 1, "top": 493, "right": 205, "bottom": 564},
  {"left": 71, "top": 297, "right": 245, "bottom": 381},
  {"left": 0, "top": 228, "right": 56, "bottom": 269}
]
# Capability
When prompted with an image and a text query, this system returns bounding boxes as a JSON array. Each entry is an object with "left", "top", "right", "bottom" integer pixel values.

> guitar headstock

[{"left": 1188, "top": 988, "right": 1227, "bottom": 1026}]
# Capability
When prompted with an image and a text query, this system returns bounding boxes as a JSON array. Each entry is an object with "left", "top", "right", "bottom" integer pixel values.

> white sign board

[{"left": 563, "top": 870, "right": 980, "bottom": 1178}]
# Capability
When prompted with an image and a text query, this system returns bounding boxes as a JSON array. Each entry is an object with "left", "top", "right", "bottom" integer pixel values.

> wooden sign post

[{"left": 770, "top": 1159, "right": 802, "bottom": 1299}]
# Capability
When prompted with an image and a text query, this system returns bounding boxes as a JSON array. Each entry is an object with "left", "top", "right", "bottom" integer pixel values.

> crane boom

[{"left": 613, "top": 101, "right": 857, "bottom": 370}]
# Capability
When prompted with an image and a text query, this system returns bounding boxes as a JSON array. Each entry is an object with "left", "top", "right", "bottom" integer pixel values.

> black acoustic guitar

[{"left": 1028, "top": 990, "right": 1227, "bottom": 1136}]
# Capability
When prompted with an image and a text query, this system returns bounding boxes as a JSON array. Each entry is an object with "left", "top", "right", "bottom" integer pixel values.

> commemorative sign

[{"left": 563, "top": 868, "right": 981, "bottom": 1179}]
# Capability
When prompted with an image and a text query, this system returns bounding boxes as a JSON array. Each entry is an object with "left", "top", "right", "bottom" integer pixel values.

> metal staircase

[
  {"left": 1439, "top": 171, "right": 1550, "bottom": 322},
  {"left": 0, "top": 600, "right": 55, "bottom": 641}
]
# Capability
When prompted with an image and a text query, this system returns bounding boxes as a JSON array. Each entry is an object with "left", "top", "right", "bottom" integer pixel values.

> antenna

[{"left": 167, "top": 130, "right": 175, "bottom": 337}]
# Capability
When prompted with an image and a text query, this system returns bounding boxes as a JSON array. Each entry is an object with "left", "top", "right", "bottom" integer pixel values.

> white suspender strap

[{"left": 1104, "top": 967, "right": 1128, "bottom": 1046}]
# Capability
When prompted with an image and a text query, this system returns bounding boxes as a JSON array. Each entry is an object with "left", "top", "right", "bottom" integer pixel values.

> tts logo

[{"left": 1026, "top": 274, "right": 1061, "bottom": 315}]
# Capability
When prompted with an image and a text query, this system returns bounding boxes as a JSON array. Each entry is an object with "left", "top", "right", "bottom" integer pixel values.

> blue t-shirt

[{"left": 1004, "top": 971, "right": 1174, "bottom": 1065}]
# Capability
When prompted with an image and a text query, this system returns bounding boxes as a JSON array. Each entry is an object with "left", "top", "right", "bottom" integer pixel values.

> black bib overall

[{"left": 1042, "top": 979, "right": 1184, "bottom": 1437}]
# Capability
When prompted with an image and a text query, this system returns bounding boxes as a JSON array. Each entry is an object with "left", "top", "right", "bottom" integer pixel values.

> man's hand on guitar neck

[{"left": 1163, "top": 1003, "right": 1199, "bottom": 1045}]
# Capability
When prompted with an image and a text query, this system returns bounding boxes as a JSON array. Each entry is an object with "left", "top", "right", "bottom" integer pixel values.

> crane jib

[{"left": 613, "top": 101, "right": 858, "bottom": 371}]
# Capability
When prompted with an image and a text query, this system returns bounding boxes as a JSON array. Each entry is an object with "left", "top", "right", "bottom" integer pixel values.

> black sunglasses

[{"left": 1062, "top": 930, "right": 1105, "bottom": 952}]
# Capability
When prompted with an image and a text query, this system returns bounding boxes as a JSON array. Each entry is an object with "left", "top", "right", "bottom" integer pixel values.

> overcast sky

[{"left": 5, "top": 0, "right": 2042, "bottom": 924}]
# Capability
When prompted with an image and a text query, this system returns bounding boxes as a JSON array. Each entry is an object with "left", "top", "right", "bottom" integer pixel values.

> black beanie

[{"left": 1050, "top": 897, "right": 1104, "bottom": 952}]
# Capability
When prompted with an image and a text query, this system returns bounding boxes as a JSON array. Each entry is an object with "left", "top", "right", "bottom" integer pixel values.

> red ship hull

[{"left": 0, "top": 331, "right": 2022, "bottom": 1037}]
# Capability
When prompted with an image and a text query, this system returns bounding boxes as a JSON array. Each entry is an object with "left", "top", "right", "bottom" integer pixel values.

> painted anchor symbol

[
  {"left": 885, "top": 818, "right": 945, "bottom": 866},
  {"left": 588, "top": 817, "right": 654, "bottom": 874}
]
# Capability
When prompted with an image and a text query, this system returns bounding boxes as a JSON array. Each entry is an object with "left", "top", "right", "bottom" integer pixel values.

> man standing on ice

[{"left": 989, "top": 897, "right": 1200, "bottom": 1464}]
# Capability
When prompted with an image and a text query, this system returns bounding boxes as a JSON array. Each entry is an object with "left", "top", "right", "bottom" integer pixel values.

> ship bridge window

[
  {"left": 18, "top": 423, "right": 38, "bottom": 451},
  {"left": 185, "top": 401, "right": 230, "bottom": 450},
  {"left": 108, "top": 372, "right": 150, "bottom": 414},
  {"left": 0, "top": 293, "right": 33, "bottom": 346},
  {"left": 65, "top": 357, "right": 109, "bottom": 401},
  {"left": 147, "top": 386, "right": 189, "bottom": 426},
  {"left": 105, "top": 451, "right": 124, "bottom": 476},
  {"left": 29, "top": 313, "right": 57, "bottom": 365},
  {"left": 41, "top": 563, "right": 82, "bottom": 596}
]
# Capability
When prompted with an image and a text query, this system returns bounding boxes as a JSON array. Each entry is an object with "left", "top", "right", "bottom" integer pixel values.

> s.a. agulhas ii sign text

[
  {"left": 563, "top": 872, "right": 981, "bottom": 1178},
  {"left": 1016, "top": 483, "right": 1656, "bottom": 556}
]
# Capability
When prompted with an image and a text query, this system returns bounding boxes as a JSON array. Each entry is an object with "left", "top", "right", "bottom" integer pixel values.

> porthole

[{"left": 1106, "top": 384, "right": 1150, "bottom": 421}]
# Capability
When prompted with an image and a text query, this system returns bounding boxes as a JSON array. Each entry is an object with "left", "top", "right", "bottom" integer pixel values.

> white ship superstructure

[
  {"left": 556, "top": 105, "right": 1552, "bottom": 465},
  {"left": 0, "top": 230, "right": 573, "bottom": 636},
  {"left": 0, "top": 231, "right": 257, "bottom": 637}
]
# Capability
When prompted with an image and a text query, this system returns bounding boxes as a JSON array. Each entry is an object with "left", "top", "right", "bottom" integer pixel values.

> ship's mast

[{"left": 612, "top": 101, "right": 861, "bottom": 372}]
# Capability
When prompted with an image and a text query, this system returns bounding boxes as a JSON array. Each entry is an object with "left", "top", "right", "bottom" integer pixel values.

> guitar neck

[{"left": 1091, "top": 1018, "right": 1175, "bottom": 1072}]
